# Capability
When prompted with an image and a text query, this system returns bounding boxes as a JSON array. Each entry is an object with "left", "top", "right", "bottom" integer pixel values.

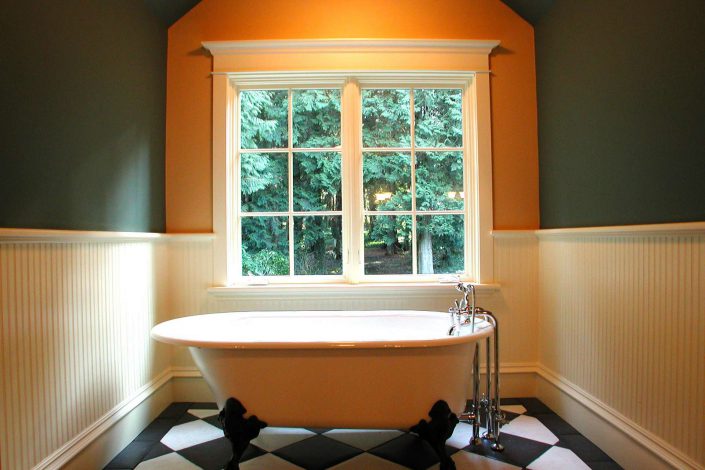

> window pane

[
  {"left": 293, "top": 152, "right": 341, "bottom": 212},
  {"left": 241, "top": 153, "right": 288, "bottom": 212},
  {"left": 363, "top": 153, "right": 411, "bottom": 211},
  {"left": 241, "top": 216, "right": 289, "bottom": 276},
  {"left": 294, "top": 216, "right": 342, "bottom": 275},
  {"left": 364, "top": 215, "right": 412, "bottom": 275},
  {"left": 414, "top": 89, "right": 463, "bottom": 148},
  {"left": 362, "top": 89, "right": 411, "bottom": 148},
  {"left": 240, "top": 90, "right": 288, "bottom": 149},
  {"left": 415, "top": 152, "right": 464, "bottom": 211},
  {"left": 292, "top": 89, "right": 341, "bottom": 148},
  {"left": 416, "top": 215, "right": 464, "bottom": 274}
]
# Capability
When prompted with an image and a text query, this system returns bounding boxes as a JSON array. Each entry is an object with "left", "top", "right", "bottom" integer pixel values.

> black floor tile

[
  {"left": 274, "top": 435, "right": 362, "bottom": 470},
  {"left": 157, "top": 402, "right": 192, "bottom": 419},
  {"left": 191, "top": 402, "right": 219, "bottom": 410},
  {"left": 203, "top": 414, "right": 223, "bottom": 430},
  {"left": 557, "top": 434, "right": 612, "bottom": 462},
  {"left": 178, "top": 436, "right": 264, "bottom": 470},
  {"left": 306, "top": 427, "right": 333, "bottom": 434},
  {"left": 519, "top": 397, "right": 553, "bottom": 414},
  {"left": 464, "top": 432, "right": 552, "bottom": 468},
  {"left": 141, "top": 442, "right": 173, "bottom": 461},
  {"left": 586, "top": 461, "right": 624, "bottom": 469},
  {"left": 104, "top": 440, "right": 155, "bottom": 469},
  {"left": 533, "top": 412, "right": 580, "bottom": 436},
  {"left": 497, "top": 397, "right": 523, "bottom": 406},
  {"left": 369, "top": 432, "right": 450, "bottom": 470},
  {"left": 121, "top": 399, "right": 618, "bottom": 470},
  {"left": 135, "top": 418, "right": 177, "bottom": 442},
  {"left": 175, "top": 412, "right": 201, "bottom": 425}
]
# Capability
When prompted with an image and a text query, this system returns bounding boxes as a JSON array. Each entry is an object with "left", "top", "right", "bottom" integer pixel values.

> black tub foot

[
  {"left": 218, "top": 397, "right": 267, "bottom": 470},
  {"left": 410, "top": 400, "right": 459, "bottom": 470}
]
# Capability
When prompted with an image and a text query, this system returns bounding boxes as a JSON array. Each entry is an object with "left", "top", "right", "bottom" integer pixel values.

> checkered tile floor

[{"left": 105, "top": 398, "right": 620, "bottom": 469}]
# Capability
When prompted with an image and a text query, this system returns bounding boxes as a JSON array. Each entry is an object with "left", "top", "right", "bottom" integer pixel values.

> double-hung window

[{"left": 205, "top": 40, "right": 499, "bottom": 287}]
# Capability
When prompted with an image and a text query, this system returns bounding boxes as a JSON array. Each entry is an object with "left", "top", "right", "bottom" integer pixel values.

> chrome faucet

[
  {"left": 448, "top": 282, "right": 506, "bottom": 452},
  {"left": 448, "top": 282, "right": 477, "bottom": 335}
]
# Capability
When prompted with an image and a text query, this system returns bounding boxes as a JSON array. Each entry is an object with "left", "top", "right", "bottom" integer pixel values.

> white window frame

[{"left": 204, "top": 40, "right": 499, "bottom": 287}]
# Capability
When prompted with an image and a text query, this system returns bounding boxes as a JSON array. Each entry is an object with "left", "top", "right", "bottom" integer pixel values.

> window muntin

[
  {"left": 233, "top": 77, "right": 475, "bottom": 284},
  {"left": 361, "top": 87, "right": 465, "bottom": 276},
  {"left": 239, "top": 88, "right": 343, "bottom": 278}
]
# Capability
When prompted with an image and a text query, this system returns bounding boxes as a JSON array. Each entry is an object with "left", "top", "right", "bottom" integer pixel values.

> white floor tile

[
  {"left": 500, "top": 415, "right": 559, "bottom": 445},
  {"left": 329, "top": 452, "right": 409, "bottom": 469},
  {"left": 160, "top": 419, "right": 223, "bottom": 450},
  {"left": 446, "top": 422, "right": 487, "bottom": 449},
  {"left": 240, "top": 453, "right": 305, "bottom": 469},
  {"left": 187, "top": 409, "right": 219, "bottom": 419},
  {"left": 250, "top": 427, "right": 316, "bottom": 452},
  {"left": 500, "top": 404, "right": 527, "bottom": 415},
  {"left": 323, "top": 428, "right": 404, "bottom": 451},
  {"left": 427, "top": 450, "right": 521, "bottom": 470},
  {"left": 527, "top": 446, "right": 591, "bottom": 470},
  {"left": 135, "top": 453, "right": 202, "bottom": 470}
]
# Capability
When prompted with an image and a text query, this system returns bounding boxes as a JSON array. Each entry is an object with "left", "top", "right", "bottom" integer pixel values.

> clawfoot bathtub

[{"left": 152, "top": 310, "right": 493, "bottom": 468}]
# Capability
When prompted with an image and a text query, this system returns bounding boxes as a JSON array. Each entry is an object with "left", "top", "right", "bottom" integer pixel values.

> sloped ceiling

[
  {"left": 144, "top": 0, "right": 553, "bottom": 28},
  {"left": 143, "top": 0, "right": 201, "bottom": 26},
  {"left": 500, "top": 0, "right": 555, "bottom": 25}
]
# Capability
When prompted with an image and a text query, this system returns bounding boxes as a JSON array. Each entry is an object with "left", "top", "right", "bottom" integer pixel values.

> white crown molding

[
  {"left": 0, "top": 228, "right": 215, "bottom": 244},
  {"left": 202, "top": 38, "right": 501, "bottom": 57}
]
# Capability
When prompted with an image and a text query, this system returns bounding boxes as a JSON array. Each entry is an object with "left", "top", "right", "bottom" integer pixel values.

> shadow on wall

[{"left": 0, "top": 1, "right": 166, "bottom": 232}]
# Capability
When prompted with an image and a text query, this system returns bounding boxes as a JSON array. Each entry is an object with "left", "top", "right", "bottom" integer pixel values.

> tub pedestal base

[
  {"left": 411, "top": 400, "right": 459, "bottom": 470},
  {"left": 218, "top": 397, "right": 268, "bottom": 470}
]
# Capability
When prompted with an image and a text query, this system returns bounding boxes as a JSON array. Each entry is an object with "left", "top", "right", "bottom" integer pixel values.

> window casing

[{"left": 205, "top": 40, "right": 499, "bottom": 287}]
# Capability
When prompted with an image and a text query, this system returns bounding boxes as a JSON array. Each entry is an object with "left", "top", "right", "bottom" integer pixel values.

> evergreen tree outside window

[{"left": 237, "top": 81, "right": 469, "bottom": 281}]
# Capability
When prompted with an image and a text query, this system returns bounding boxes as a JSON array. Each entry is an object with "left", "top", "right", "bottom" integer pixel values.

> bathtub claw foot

[
  {"left": 411, "top": 400, "right": 458, "bottom": 470},
  {"left": 219, "top": 397, "right": 267, "bottom": 470}
]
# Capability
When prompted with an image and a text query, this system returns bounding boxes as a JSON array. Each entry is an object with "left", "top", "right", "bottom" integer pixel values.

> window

[
  {"left": 238, "top": 88, "right": 343, "bottom": 277},
  {"left": 205, "top": 40, "right": 498, "bottom": 287}
]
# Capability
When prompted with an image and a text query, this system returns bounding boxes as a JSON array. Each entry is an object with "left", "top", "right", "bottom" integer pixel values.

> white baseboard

[
  {"left": 33, "top": 369, "right": 173, "bottom": 470},
  {"left": 535, "top": 365, "right": 703, "bottom": 470},
  {"left": 34, "top": 365, "right": 702, "bottom": 470}
]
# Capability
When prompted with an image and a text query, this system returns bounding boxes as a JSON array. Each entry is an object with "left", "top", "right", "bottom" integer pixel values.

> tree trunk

[{"left": 418, "top": 230, "right": 434, "bottom": 274}]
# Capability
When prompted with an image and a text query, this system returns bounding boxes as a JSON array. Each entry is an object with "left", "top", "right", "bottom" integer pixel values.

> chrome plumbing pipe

[
  {"left": 471, "top": 341, "right": 482, "bottom": 445},
  {"left": 483, "top": 333, "right": 495, "bottom": 441},
  {"left": 452, "top": 283, "right": 504, "bottom": 450},
  {"left": 481, "top": 310, "right": 504, "bottom": 452}
]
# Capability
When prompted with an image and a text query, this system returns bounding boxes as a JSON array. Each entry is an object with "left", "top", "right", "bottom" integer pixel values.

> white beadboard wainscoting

[
  {"left": 166, "top": 234, "right": 540, "bottom": 400},
  {"left": 537, "top": 224, "right": 705, "bottom": 470},
  {"left": 0, "top": 231, "right": 176, "bottom": 470},
  {"left": 2, "top": 224, "right": 704, "bottom": 469}
]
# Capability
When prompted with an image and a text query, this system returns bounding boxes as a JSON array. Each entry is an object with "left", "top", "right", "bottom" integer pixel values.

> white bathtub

[{"left": 151, "top": 310, "right": 492, "bottom": 429}]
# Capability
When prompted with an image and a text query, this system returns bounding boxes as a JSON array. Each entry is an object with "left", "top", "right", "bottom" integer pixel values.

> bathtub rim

[{"left": 151, "top": 310, "right": 493, "bottom": 350}]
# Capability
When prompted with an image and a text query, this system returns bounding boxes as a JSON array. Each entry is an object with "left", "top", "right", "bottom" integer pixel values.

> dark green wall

[
  {"left": 0, "top": 0, "right": 166, "bottom": 232},
  {"left": 536, "top": 0, "right": 705, "bottom": 228}
]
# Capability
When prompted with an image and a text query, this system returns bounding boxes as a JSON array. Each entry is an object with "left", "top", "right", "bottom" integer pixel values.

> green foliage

[
  {"left": 242, "top": 249, "right": 289, "bottom": 276},
  {"left": 240, "top": 87, "right": 465, "bottom": 276}
]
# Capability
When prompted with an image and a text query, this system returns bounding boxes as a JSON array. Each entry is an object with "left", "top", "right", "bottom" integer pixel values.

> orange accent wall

[{"left": 166, "top": 0, "right": 539, "bottom": 231}]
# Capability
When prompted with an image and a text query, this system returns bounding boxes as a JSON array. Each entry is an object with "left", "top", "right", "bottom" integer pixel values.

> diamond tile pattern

[{"left": 105, "top": 398, "right": 621, "bottom": 469}]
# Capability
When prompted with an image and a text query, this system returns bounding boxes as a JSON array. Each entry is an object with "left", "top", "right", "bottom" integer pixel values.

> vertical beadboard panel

[
  {"left": 539, "top": 232, "right": 705, "bottom": 467},
  {"left": 166, "top": 234, "right": 539, "bottom": 370},
  {"left": 0, "top": 240, "right": 170, "bottom": 470},
  {"left": 492, "top": 234, "right": 539, "bottom": 365},
  {"left": 166, "top": 239, "right": 215, "bottom": 368}
]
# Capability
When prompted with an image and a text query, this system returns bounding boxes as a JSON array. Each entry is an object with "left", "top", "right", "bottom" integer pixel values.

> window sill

[{"left": 207, "top": 282, "right": 500, "bottom": 300}]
